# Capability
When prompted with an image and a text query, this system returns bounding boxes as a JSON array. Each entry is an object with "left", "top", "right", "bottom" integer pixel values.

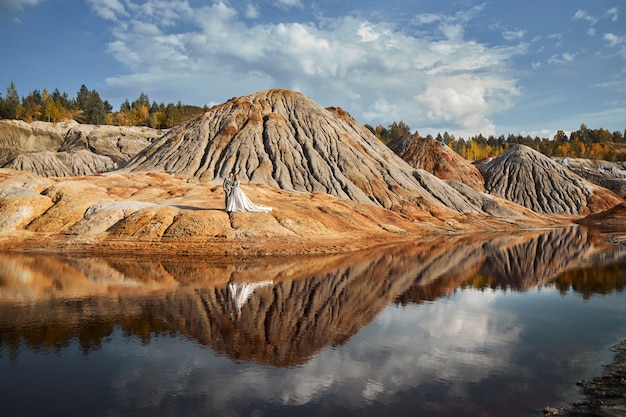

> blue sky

[{"left": 0, "top": 0, "right": 624, "bottom": 138}]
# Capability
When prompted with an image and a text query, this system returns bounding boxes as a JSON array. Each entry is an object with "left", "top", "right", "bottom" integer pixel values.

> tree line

[
  {"left": 366, "top": 122, "right": 626, "bottom": 162},
  {"left": 1, "top": 81, "right": 624, "bottom": 161},
  {"left": 0, "top": 81, "right": 206, "bottom": 129}
]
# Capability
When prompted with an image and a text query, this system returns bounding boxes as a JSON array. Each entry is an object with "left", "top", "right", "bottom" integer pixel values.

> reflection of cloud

[{"left": 105, "top": 289, "right": 521, "bottom": 414}]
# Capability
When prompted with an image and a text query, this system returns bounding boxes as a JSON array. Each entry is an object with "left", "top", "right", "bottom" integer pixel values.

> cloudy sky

[{"left": 0, "top": 0, "right": 624, "bottom": 138}]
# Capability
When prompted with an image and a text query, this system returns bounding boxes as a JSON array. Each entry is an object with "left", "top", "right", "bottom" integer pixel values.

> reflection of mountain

[
  {"left": 145, "top": 245, "right": 425, "bottom": 366},
  {"left": 479, "top": 227, "right": 617, "bottom": 289},
  {"left": 395, "top": 227, "right": 626, "bottom": 303},
  {"left": 1, "top": 227, "right": 625, "bottom": 365}
]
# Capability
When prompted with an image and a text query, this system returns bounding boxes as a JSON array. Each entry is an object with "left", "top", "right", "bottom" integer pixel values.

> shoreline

[{"left": 545, "top": 340, "right": 626, "bottom": 416}]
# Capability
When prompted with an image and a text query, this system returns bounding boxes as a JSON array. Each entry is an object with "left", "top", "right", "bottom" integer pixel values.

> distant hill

[
  {"left": 388, "top": 133, "right": 485, "bottom": 191},
  {"left": 477, "top": 145, "right": 623, "bottom": 215},
  {"left": 0, "top": 119, "right": 161, "bottom": 176}
]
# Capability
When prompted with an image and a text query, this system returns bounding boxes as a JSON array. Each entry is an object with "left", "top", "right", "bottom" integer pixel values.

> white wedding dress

[
  {"left": 227, "top": 280, "right": 273, "bottom": 318},
  {"left": 226, "top": 180, "right": 272, "bottom": 213}
]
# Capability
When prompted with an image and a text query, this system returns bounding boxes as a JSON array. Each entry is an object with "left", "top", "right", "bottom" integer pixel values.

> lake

[{"left": 1, "top": 226, "right": 625, "bottom": 417}]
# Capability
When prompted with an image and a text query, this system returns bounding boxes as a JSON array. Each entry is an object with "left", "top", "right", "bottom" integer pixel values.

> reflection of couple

[
  {"left": 227, "top": 280, "right": 273, "bottom": 319},
  {"left": 223, "top": 172, "right": 272, "bottom": 213}
]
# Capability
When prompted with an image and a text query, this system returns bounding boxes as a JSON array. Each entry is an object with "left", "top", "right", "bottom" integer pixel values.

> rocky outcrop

[
  {"left": 576, "top": 202, "right": 626, "bottom": 227},
  {"left": 5, "top": 149, "right": 117, "bottom": 176},
  {"left": 555, "top": 157, "right": 626, "bottom": 199},
  {"left": 0, "top": 165, "right": 558, "bottom": 256},
  {"left": 478, "top": 145, "right": 623, "bottom": 215},
  {"left": 388, "top": 134, "right": 485, "bottom": 191},
  {"left": 0, "top": 119, "right": 69, "bottom": 166},
  {"left": 411, "top": 169, "right": 523, "bottom": 217},
  {"left": 61, "top": 124, "right": 160, "bottom": 164},
  {"left": 0, "top": 120, "right": 161, "bottom": 177}
]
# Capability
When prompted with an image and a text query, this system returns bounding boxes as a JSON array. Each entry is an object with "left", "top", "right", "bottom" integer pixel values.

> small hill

[
  {"left": 0, "top": 120, "right": 161, "bottom": 177},
  {"left": 576, "top": 202, "right": 626, "bottom": 227},
  {"left": 477, "top": 145, "right": 623, "bottom": 215},
  {"left": 555, "top": 157, "right": 626, "bottom": 199},
  {"left": 388, "top": 134, "right": 485, "bottom": 191},
  {"left": 0, "top": 119, "right": 69, "bottom": 166},
  {"left": 5, "top": 149, "right": 116, "bottom": 177},
  {"left": 60, "top": 124, "right": 161, "bottom": 165}
]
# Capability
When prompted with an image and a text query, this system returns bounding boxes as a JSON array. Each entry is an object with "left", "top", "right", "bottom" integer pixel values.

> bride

[{"left": 226, "top": 174, "right": 273, "bottom": 213}]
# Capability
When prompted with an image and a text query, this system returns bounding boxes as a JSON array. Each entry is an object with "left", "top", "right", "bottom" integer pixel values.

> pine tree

[
  {"left": 84, "top": 90, "right": 106, "bottom": 125},
  {"left": 0, "top": 81, "right": 20, "bottom": 119}
]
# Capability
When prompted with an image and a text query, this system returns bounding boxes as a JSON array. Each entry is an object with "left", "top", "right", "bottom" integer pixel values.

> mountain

[
  {"left": 123, "top": 89, "right": 452, "bottom": 211},
  {"left": 388, "top": 134, "right": 485, "bottom": 191},
  {"left": 477, "top": 145, "right": 623, "bottom": 215}
]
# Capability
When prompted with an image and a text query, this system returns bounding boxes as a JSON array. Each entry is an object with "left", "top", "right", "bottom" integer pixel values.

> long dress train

[{"left": 226, "top": 180, "right": 273, "bottom": 213}]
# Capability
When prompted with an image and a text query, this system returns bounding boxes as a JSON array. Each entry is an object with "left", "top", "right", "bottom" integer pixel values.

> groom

[{"left": 223, "top": 172, "right": 234, "bottom": 211}]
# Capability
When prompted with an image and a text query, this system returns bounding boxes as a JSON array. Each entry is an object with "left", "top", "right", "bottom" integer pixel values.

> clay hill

[
  {"left": 554, "top": 157, "right": 626, "bottom": 199},
  {"left": 388, "top": 134, "right": 485, "bottom": 191},
  {"left": 0, "top": 119, "right": 160, "bottom": 176},
  {"left": 122, "top": 89, "right": 522, "bottom": 217},
  {"left": 0, "top": 89, "right": 624, "bottom": 255},
  {"left": 477, "top": 145, "right": 623, "bottom": 215}
]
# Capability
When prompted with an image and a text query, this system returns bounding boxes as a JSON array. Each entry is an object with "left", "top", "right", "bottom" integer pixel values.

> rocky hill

[
  {"left": 477, "top": 145, "right": 623, "bottom": 215},
  {"left": 554, "top": 157, "right": 626, "bottom": 199},
  {"left": 0, "top": 90, "right": 624, "bottom": 256},
  {"left": 388, "top": 134, "right": 484, "bottom": 191},
  {"left": 0, "top": 119, "right": 161, "bottom": 176},
  {"left": 122, "top": 89, "right": 534, "bottom": 218},
  {"left": 0, "top": 119, "right": 68, "bottom": 165},
  {"left": 123, "top": 89, "right": 433, "bottom": 210}
]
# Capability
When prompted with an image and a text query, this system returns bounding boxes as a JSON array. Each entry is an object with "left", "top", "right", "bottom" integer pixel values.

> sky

[{"left": 0, "top": 0, "right": 624, "bottom": 139}]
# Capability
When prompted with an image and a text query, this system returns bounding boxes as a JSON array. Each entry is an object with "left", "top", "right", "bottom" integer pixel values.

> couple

[{"left": 223, "top": 172, "right": 272, "bottom": 213}]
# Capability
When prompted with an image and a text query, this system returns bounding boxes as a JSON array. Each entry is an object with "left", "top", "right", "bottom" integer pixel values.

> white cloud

[
  {"left": 607, "top": 7, "right": 618, "bottom": 22},
  {"left": 548, "top": 33, "right": 563, "bottom": 47},
  {"left": 604, "top": 33, "right": 625, "bottom": 48},
  {"left": 90, "top": 1, "right": 523, "bottom": 137},
  {"left": 413, "top": 13, "right": 441, "bottom": 25},
  {"left": 275, "top": 0, "right": 302, "bottom": 8},
  {"left": 86, "top": 0, "right": 128, "bottom": 21},
  {"left": 245, "top": 3, "right": 260, "bottom": 19},
  {"left": 503, "top": 29, "right": 525, "bottom": 41},
  {"left": 547, "top": 51, "right": 578, "bottom": 65},
  {"left": 573, "top": 9, "right": 598, "bottom": 25}
]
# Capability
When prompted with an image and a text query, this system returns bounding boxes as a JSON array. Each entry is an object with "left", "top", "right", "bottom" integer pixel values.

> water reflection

[
  {"left": 1, "top": 226, "right": 624, "bottom": 366},
  {"left": 2, "top": 226, "right": 626, "bottom": 417}
]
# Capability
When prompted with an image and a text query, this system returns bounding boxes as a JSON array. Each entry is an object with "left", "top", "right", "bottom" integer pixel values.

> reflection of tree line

[
  {"left": 0, "top": 227, "right": 624, "bottom": 364},
  {"left": 552, "top": 263, "right": 626, "bottom": 299},
  {"left": 0, "top": 298, "right": 172, "bottom": 361}
]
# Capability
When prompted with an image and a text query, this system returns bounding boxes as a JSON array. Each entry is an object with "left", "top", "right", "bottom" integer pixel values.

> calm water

[{"left": 1, "top": 226, "right": 626, "bottom": 417}]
